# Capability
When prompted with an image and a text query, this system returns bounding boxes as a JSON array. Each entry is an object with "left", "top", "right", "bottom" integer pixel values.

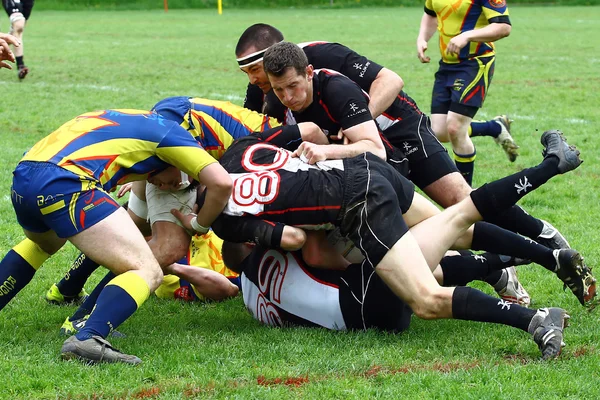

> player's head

[
  {"left": 221, "top": 241, "right": 254, "bottom": 274},
  {"left": 235, "top": 24, "right": 284, "bottom": 94},
  {"left": 263, "top": 41, "right": 314, "bottom": 112},
  {"left": 147, "top": 166, "right": 188, "bottom": 192}
]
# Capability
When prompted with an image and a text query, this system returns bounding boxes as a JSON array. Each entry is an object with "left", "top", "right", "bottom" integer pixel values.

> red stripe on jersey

[
  {"left": 262, "top": 219, "right": 276, "bottom": 226},
  {"left": 265, "top": 129, "right": 283, "bottom": 142},
  {"left": 397, "top": 94, "right": 422, "bottom": 114},
  {"left": 459, "top": 2, "right": 475, "bottom": 32},
  {"left": 257, "top": 205, "right": 341, "bottom": 216},
  {"left": 294, "top": 257, "right": 340, "bottom": 289},
  {"left": 319, "top": 99, "right": 338, "bottom": 123}
]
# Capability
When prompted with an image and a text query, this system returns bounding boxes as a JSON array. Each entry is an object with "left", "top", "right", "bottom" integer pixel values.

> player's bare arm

[
  {"left": 446, "top": 23, "right": 511, "bottom": 57},
  {"left": 191, "top": 163, "right": 233, "bottom": 231},
  {"left": 367, "top": 68, "right": 404, "bottom": 118},
  {"left": 416, "top": 13, "right": 438, "bottom": 63}
]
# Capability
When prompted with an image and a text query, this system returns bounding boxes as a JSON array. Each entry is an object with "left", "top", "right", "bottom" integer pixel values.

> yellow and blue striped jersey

[
  {"left": 425, "top": 0, "right": 510, "bottom": 63},
  {"left": 20, "top": 109, "right": 217, "bottom": 192},
  {"left": 152, "top": 97, "right": 281, "bottom": 160}
]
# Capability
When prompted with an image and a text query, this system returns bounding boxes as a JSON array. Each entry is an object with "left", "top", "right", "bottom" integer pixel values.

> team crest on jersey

[{"left": 488, "top": 0, "right": 506, "bottom": 9}]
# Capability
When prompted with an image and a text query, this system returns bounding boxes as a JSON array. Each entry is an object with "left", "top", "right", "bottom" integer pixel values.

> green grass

[{"left": 1, "top": 6, "right": 600, "bottom": 399}]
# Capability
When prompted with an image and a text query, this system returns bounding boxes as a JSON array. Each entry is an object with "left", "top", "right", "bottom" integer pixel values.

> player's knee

[
  {"left": 155, "top": 241, "right": 188, "bottom": 267},
  {"left": 446, "top": 121, "right": 466, "bottom": 140},
  {"left": 149, "top": 232, "right": 189, "bottom": 267},
  {"left": 10, "top": 15, "right": 25, "bottom": 33},
  {"left": 147, "top": 266, "right": 164, "bottom": 290}
]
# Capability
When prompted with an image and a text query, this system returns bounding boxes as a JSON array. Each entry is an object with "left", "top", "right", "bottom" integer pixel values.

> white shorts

[{"left": 145, "top": 183, "right": 197, "bottom": 227}]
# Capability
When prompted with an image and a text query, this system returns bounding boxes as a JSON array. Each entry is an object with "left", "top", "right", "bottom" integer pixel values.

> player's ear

[{"left": 306, "top": 64, "right": 314, "bottom": 80}]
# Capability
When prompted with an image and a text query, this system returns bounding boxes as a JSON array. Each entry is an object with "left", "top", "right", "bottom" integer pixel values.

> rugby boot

[
  {"left": 493, "top": 115, "right": 519, "bottom": 162},
  {"left": 553, "top": 249, "right": 597, "bottom": 309},
  {"left": 61, "top": 335, "right": 141, "bottom": 365},
  {"left": 536, "top": 220, "right": 571, "bottom": 250},
  {"left": 46, "top": 283, "right": 89, "bottom": 305},
  {"left": 493, "top": 266, "right": 531, "bottom": 307},
  {"left": 18, "top": 65, "right": 29, "bottom": 80},
  {"left": 540, "top": 130, "right": 583, "bottom": 173},
  {"left": 528, "top": 307, "right": 569, "bottom": 360}
]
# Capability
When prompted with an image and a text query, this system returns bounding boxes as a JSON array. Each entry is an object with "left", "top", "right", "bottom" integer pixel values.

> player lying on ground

[
  {"left": 0, "top": 109, "right": 233, "bottom": 365},
  {"left": 174, "top": 127, "right": 595, "bottom": 360},
  {"left": 221, "top": 237, "right": 530, "bottom": 333}
]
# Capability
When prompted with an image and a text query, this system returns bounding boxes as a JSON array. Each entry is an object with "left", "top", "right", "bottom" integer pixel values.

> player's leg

[
  {"left": 45, "top": 252, "right": 92, "bottom": 305},
  {"left": 470, "top": 115, "right": 519, "bottom": 162},
  {"left": 5, "top": 0, "right": 30, "bottom": 79},
  {"left": 436, "top": 251, "right": 531, "bottom": 307},
  {"left": 446, "top": 111, "right": 476, "bottom": 185},
  {"left": 412, "top": 131, "right": 594, "bottom": 306},
  {"left": 374, "top": 206, "right": 567, "bottom": 360},
  {"left": 145, "top": 182, "right": 194, "bottom": 267},
  {"left": 48, "top": 181, "right": 152, "bottom": 304},
  {"left": 61, "top": 206, "right": 163, "bottom": 364},
  {"left": 0, "top": 230, "right": 62, "bottom": 310}
]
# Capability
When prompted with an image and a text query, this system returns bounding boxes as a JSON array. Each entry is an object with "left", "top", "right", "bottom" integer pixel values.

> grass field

[{"left": 1, "top": 6, "right": 600, "bottom": 399}]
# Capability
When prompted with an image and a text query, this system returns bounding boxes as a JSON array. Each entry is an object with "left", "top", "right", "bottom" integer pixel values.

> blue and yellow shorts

[
  {"left": 11, "top": 161, "right": 119, "bottom": 238},
  {"left": 431, "top": 55, "right": 496, "bottom": 118}
]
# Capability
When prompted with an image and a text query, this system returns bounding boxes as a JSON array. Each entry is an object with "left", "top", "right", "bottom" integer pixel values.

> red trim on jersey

[
  {"left": 303, "top": 41, "right": 328, "bottom": 47},
  {"left": 319, "top": 99, "right": 338, "bottom": 123},
  {"left": 459, "top": 2, "right": 474, "bottom": 32},
  {"left": 257, "top": 205, "right": 341, "bottom": 216},
  {"left": 265, "top": 129, "right": 283, "bottom": 142},
  {"left": 292, "top": 252, "right": 339, "bottom": 289},
  {"left": 262, "top": 220, "right": 276, "bottom": 226},
  {"left": 397, "top": 94, "right": 422, "bottom": 114}
]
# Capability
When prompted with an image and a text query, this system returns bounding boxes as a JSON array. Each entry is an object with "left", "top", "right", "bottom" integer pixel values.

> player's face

[
  {"left": 238, "top": 46, "right": 272, "bottom": 93},
  {"left": 269, "top": 66, "right": 314, "bottom": 112},
  {"left": 240, "top": 61, "right": 271, "bottom": 94},
  {"left": 147, "top": 167, "right": 185, "bottom": 192}
]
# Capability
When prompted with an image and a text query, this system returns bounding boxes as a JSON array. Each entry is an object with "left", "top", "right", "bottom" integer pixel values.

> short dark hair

[
  {"left": 263, "top": 41, "right": 309, "bottom": 78},
  {"left": 221, "top": 241, "right": 253, "bottom": 274},
  {"left": 235, "top": 23, "right": 284, "bottom": 56}
]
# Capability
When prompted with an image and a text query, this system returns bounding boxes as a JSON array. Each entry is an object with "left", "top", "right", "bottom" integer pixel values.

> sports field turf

[{"left": 0, "top": 6, "right": 599, "bottom": 399}]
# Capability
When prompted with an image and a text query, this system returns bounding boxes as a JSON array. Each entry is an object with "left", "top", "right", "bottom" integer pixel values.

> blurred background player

[
  {"left": 2, "top": 0, "right": 34, "bottom": 79},
  {"left": 417, "top": 0, "right": 517, "bottom": 184}
]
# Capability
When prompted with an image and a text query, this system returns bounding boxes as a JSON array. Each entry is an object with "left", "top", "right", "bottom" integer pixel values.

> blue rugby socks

[{"left": 76, "top": 271, "right": 150, "bottom": 340}]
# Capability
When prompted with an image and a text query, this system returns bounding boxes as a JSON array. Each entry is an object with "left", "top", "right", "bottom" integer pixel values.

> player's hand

[
  {"left": 417, "top": 40, "right": 430, "bottom": 63},
  {"left": 0, "top": 33, "right": 20, "bottom": 69},
  {"left": 117, "top": 182, "right": 133, "bottom": 198},
  {"left": 170, "top": 204, "right": 201, "bottom": 233},
  {"left": 292, "top": 142, "right": 327, "bottom": 164},
  {"left": 445, "top": 34, "right": 469, "bottom": 57},
  {"left": 328, "top": 129, "right": 351, "bottom": 144}
]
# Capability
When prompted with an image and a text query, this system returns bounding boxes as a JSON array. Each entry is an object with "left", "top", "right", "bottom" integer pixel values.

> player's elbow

[
  {"left": 380, "top": 68, "right": 404, "bottom": 94},
  {"left": 497, "top": 23, "right": 511, "bottom": 38},
  {"left": 280, "top": 226, "right": 307, "bottom": 251},
  {"left": 211, "top": 176, "right": 233, "bottom": 200},
  {"left": 299, "top": 122, "right": 328, "bottom": 145},
  {"left": 371, "top": 143, "right": 387, "bottom": 161}
]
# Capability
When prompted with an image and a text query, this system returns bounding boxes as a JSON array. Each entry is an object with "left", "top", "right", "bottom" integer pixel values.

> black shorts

[
  {"left": 3, "top": 0, "right": 34, "bottom": 19},
  {"left": 339, "top": 153, "right": 415, "bottom": 269},
  {"left": 382, "top": 113, "right": 459, "bottom": 188},
  {"left": 340, "top": 262, "right": 413, "bottom": 332}
]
